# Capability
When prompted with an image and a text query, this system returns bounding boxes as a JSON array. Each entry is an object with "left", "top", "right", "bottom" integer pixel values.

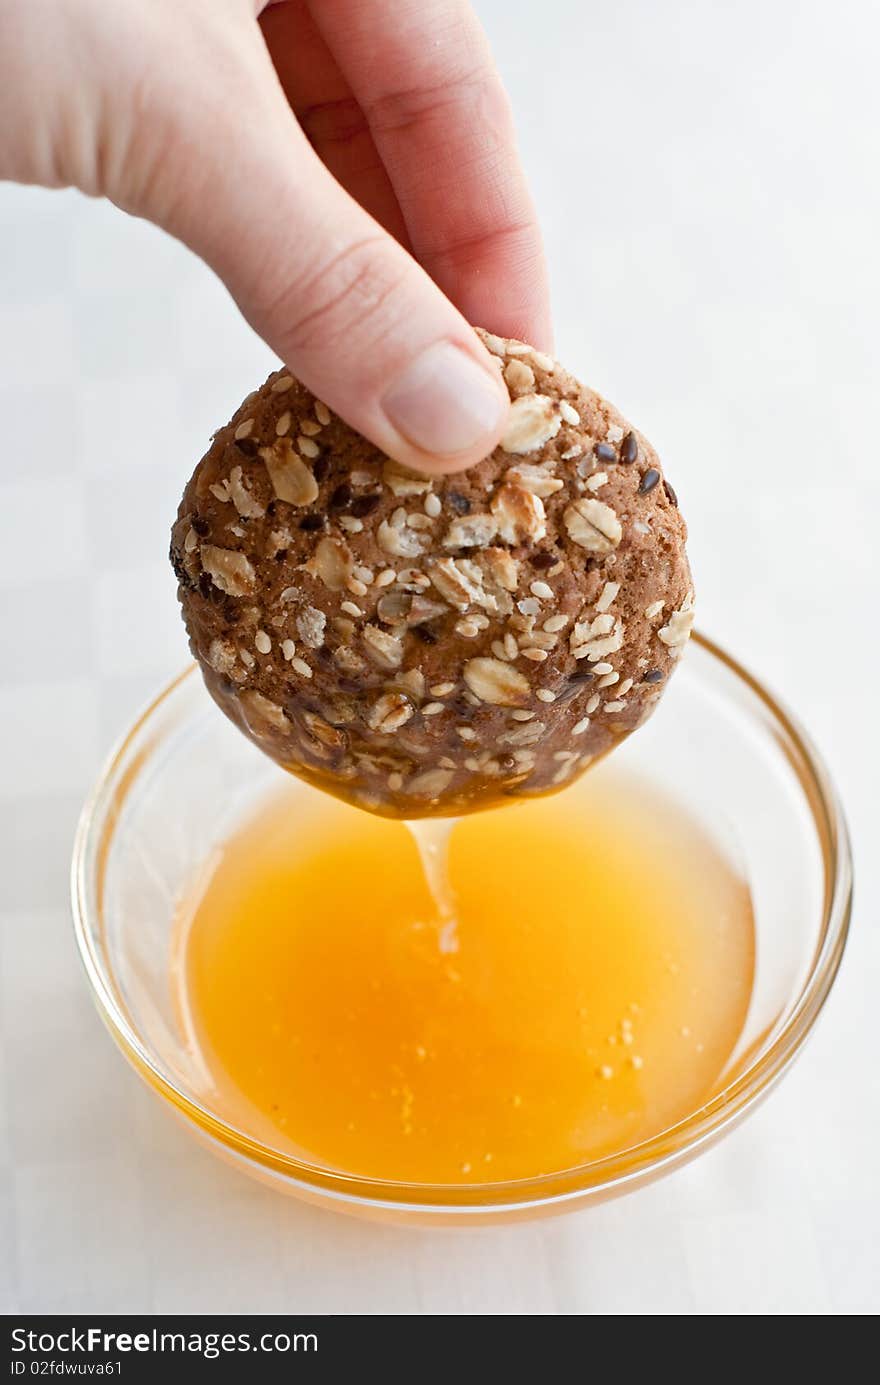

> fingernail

[{"left": 382, "top": 342, "right": 508, "bottom": 457}]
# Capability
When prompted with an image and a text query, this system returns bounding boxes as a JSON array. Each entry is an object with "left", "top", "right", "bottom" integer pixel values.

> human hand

[{"left": 0, "top": 0, "right": 551, "bottom": 473}]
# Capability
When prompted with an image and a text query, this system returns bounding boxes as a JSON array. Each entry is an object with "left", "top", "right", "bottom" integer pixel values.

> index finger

[{"left": 308, "top": 0, "right": 552, "bottom": 351}]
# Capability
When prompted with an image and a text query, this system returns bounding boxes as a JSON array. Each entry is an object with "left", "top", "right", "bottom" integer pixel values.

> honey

[{"left": 174, "top": 767, "right": 754, "bottom": 1184}]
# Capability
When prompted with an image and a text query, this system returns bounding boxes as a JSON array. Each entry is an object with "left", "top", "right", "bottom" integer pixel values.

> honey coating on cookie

[{"left": 171, "top": 330, "right": 693, "bottom": 817}]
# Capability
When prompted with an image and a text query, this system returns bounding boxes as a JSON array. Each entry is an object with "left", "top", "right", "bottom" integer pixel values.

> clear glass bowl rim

[{"left": 70, "top": 633, "right": 852, "bottom": 1216}]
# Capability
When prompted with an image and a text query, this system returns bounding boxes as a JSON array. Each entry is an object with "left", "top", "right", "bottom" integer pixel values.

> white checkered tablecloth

[{"left": 0, "top": 0, "right": 877, "bottom": 1315}]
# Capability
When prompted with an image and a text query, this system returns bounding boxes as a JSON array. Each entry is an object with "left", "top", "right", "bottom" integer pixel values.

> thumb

[{"left": 136, "top": 21, "right": 509, "bottom": 475}]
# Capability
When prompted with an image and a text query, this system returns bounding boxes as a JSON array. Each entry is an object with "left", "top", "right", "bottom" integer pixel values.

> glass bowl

[{"left": 71, "top": 634, "right": 851, "bottom": 1225}]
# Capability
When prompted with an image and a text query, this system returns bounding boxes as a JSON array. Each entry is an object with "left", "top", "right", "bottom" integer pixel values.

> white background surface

[{"left": 0, "top": 0, "right": 877, "bottom": 1314}]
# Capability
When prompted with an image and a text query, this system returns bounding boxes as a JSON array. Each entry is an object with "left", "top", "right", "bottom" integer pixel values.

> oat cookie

[{"left": 171, "top": 330, "right": 693, "bottom": 816}]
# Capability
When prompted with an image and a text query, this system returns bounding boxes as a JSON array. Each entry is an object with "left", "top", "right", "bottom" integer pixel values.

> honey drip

[{"left": 405, "top": 817, "right": 459, "bottom": 953}]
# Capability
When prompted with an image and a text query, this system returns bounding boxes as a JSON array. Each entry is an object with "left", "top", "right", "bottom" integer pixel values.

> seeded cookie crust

[{"left": 171, "top": 329, "right": 694, "bottom": 817}]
